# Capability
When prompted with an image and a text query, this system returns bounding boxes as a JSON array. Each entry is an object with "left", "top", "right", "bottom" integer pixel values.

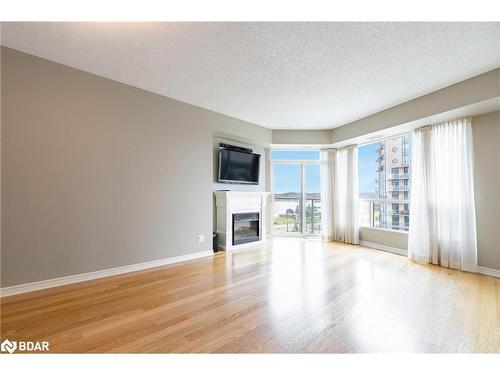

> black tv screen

[{"left": 218, "top": 148, "right": 260, "bottom": 184}]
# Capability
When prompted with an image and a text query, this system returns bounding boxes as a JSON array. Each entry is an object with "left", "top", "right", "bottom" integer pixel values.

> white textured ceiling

[{"left": 2, "top": 22, "right": 499, "bottom": 129}]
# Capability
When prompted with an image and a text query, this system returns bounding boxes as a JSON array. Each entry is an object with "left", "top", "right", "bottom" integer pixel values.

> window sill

[{"left": 359, "top": 226, "right": 409, "bottom": 235}]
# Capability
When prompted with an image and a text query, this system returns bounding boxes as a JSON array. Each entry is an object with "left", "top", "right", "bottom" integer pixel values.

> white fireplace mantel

[{"left": 214, "top": 191, "right": 271, "bottom": 251}]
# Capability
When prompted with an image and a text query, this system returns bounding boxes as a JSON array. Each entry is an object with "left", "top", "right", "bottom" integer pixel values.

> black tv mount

[{"left": 219, "top": 143, "right": 253, "bottom": 154}]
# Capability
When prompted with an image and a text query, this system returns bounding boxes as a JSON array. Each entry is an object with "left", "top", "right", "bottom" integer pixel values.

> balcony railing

[
  {"left": 383, "top": 209, "right": 410, "bottom": 216},
  {"left": 272, "top": 197, "right": 301, "bottom": 233},
  {"left": 359, "top": 199, "right": 410, "bottom": 232},
  {"left": 387, "top": 185, "right": 409, "bottom": 191},
  {"left": 272, "top": 196, "right": 321, "bottom": 234},
  {"left": 305, "top": 198, "right": 321, "bottom": 234},
  {"left": 386, "top": 173, "right": 410, "bottom": 179}
]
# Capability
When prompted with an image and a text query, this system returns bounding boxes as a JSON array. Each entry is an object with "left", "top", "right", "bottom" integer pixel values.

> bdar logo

[
  {"left": 0, "top": 339, "right": 49, "bottom": 353},
  {"left": 1, "top": 339, "right": 17, "bottom": 354}
]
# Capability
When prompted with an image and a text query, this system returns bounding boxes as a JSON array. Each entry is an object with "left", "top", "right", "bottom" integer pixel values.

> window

[
  {"left": 402, "top": 136, "right": 409, "bottom": 164},
  {"left": 392, "top": 215, "right": 400, "bottom": 227},
  {"left": 358, "top": 134, "right": 411, "bottom": 232},
  {"left": 271, "top": 150, "right": 321, "bottom": 235},
  {"left": 271, "top": 150, "right": 321, "bottom": 161}
]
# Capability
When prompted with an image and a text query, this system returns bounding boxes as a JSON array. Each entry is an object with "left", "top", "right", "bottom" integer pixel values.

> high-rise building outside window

[{"left": 358, "top": 134, "right": 411, "bottom": 231}]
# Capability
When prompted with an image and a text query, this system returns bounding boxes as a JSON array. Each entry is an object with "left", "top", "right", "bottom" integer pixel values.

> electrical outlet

[{"left": 197, "top": 234, "right": 204, "bottom": 244}]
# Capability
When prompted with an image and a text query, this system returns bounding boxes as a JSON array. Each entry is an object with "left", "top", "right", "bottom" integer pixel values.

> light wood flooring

[{"left": 1, "top": 239, "right": 499, "bottom": 353}]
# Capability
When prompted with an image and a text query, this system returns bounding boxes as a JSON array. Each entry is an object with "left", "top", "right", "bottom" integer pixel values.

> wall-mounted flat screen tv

[{"left": 218, "top": 146, "right": 260, "bottom": 185}]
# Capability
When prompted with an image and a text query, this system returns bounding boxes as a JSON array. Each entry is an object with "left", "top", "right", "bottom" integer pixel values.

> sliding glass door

[
  {"left": 272, "top": 164, "right": 302, "bottom": 233},
  {"left": 305, "top": 164, "right": 321, "bottom": 234},
  {"left": 271, "top": 151, "right": 321, "bottom": 236}
]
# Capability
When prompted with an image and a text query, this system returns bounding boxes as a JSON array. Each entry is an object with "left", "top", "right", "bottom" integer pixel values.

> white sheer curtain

[
  {"left": 408, "top": 117, "right": 477, "bottom": 271},
  {"left": 320, "top": 146, "right": 359, "bottom": 244}
]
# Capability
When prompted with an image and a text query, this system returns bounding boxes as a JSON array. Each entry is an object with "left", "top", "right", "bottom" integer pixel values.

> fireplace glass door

[{"left": 232, "top": 212, "right": 260, "bottom": 245}]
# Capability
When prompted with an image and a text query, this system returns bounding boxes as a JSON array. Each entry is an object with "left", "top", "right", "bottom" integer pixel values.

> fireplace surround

[{"left": 214, "top": 191, "right": 270, "bottom": 251}]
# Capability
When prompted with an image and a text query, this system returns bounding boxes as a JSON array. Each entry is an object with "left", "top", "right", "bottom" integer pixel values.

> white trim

[
  {"left": 360, "top": 241, "right": 500, "bottom": 279},
  {"left": 214, "top": 191, "right": 270, "bottom": 251},
  {"left": 0, "top": 250, "right": 214, "bottom": 297},
  {"left": 476, "top": 266, "right": 500, "bottom": 278},
  {"left": 270, "top": 145, "right": 322, "bottom": 150},
  {"left": 359, "top": 226, "right": 409, "bottom": 235},
  {"left": 270, "top": 159, "right": 320, "bottom": 165},
  {"left": 219, "top": 239, "right": 267, "bottom": 252},
  {"left": 360, "top": 240, "right": 407, "bottom": 256},
  {"left": 462, "top": 264, "right": 479, "bottom": 273},
  {"left": 3, "top": 246, "right": 497, "bottom": 299}
]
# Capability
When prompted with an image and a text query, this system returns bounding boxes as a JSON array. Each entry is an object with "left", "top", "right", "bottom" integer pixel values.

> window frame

[
  {"left": 270, "top": 150, "right": 321, "bottom": 237},
  {"left": 358, "top": 132, "right": 412, "bottom": 233}
]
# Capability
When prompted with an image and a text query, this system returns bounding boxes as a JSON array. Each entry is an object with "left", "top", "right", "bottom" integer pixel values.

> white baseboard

[
  {"left": 477, "top": 266, "right": 500, "bottom": 278},
  {"left": 462, "top": 264, "right": 478, "bottom": 273},
  {"left": 0, "top": 250, "right": 214, "bottom": 298},
  {"left": 360, "top": 241, "right": 500, "bottom": 279},
  {"left": 360, "top": 240, "right": 407, "bottom": 256},
  {"left": 3, "top": 244, "right": 498, "bottom": 298}
]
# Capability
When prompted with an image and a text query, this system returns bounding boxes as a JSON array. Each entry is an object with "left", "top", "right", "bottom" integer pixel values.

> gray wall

[
  {"left": 472, "top": 111, "right": 500, "bottom": 270},
  {"left": 272, "top": 129, "right": 331, "bottom": 145},
  {"left": 1, "top": 47, "right": 271, "bottom": 287},
  {"left": 359, "top": 227, "right": 408, "bottom": 251}
]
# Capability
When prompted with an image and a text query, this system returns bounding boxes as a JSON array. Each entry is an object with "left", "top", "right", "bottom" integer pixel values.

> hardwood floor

[{"left": 1, "top": 239, "right": 499, "bottom": 353}]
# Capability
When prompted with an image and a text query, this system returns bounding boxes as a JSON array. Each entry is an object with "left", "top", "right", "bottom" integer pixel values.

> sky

[
  {"left": 271, "top": 151, "right": 320, "bottom": 193},
  {"left": 358, "top": 143, "right": 378, "bottom": 193},
  {"left": 271, "top": 148, "right": 377, "bottom": 194}
]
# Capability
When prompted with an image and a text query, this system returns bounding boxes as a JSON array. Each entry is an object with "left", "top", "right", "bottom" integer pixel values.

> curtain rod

[
  {"left": 415, "top": 116, "right": 472, "bottom": 131},
  {"left": 352, "top": 115, "right": 472, "bottom": 148}
]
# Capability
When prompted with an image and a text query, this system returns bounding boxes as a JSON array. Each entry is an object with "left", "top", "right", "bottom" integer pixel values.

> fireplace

[
  {"left": 214, "top": 191, "right": 270, "bottom": 251},
  {"left": 232, "top": 212, "right": 260, "bottom": 246}
]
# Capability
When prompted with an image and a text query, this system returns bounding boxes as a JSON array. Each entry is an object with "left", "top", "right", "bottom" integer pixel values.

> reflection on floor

[{"left": 1, "top": 238, "right": 499, "bottom": 353}]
